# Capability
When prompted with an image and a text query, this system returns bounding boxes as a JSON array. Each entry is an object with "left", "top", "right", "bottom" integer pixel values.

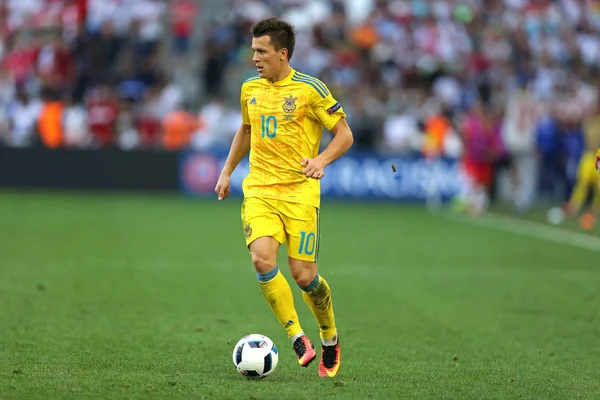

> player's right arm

[
  {"left": 216, "top": 82, "right": 256, "bottom": 200},
  {"left": 215, "top": 122, "right": 251, "bottom": 200},
  {"left": 216, "top": 83, "right": 254, "bottom": 200}
]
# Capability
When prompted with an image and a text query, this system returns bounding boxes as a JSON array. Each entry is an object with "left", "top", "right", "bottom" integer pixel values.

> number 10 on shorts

[{"left": 298, "top": 231, "right": 316, "bottom": 255}]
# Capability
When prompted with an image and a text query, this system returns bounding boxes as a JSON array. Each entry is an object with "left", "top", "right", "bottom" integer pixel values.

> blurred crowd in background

[
  {"left": 0, "top": 0, "right": 198, "bottom": 150},
  {"left": 1, "top": 0, "right": 600, "bottom": 209}
]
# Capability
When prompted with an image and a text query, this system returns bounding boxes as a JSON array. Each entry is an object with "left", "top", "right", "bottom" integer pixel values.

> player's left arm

[
  {"left": 302, "top": 118, "right": 353, "bottom": 179},
  {"left": 302, "top": 88, "right": 354, "bottom": 179}
]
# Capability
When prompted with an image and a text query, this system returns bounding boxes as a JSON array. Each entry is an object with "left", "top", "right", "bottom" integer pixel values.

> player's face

[{"left": 252, "top": 35, "right": 284, "bottom": 81}]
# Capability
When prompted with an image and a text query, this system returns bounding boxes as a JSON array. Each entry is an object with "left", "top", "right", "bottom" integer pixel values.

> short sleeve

[
  {"left": 309, "top": 82, "right": 346, "bottom": 131},
  {"left": 240, "top": 85, "right": 250, "bottom": 125}
]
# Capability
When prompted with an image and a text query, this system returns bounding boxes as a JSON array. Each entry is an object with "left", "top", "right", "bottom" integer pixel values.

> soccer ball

[
  {"left": 232, "top": 334, "right": 279, "bottom": 379},
  {"left": 546, "top": 206, "right": 564, "bottom": 225}
]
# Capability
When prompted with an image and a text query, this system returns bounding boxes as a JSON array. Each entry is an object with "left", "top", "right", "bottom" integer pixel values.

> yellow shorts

[{"left": 241, "top": 197, "right": 320, "bottom": 262}]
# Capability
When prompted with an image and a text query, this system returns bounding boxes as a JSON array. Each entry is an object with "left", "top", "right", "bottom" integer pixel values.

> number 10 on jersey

[{"left": 261, "top": 115, "right": 277, "bottom": 138}]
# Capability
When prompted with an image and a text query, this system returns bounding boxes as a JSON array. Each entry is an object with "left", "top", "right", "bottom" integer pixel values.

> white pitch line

[{"left": 435, "top": 211, "right": 600, "bottom": 252}]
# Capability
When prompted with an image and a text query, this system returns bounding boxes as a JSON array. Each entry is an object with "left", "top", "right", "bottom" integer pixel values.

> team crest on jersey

[
  {"left": 282, "top": 95, "right": 298, "bottom": 113},
  {"left": 244, "top": 223, "right": 252, "bottom": 238}
]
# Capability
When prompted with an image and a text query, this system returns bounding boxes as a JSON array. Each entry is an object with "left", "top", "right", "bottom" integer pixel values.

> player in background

[
  {"left": 214, "top": 17, "right": 354, "bottom": 377},
  {"left": 567, "top": 98, "right": 600, "bottom": 229}
]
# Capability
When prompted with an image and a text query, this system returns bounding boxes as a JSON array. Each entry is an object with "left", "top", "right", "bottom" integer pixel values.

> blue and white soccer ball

[{"left": 232, "top": 334, "right": 279, "bottom": 379}]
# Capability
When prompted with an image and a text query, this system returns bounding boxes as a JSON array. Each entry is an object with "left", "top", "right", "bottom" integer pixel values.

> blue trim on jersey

[
  {"left": 291, "top": 75, "right": 327, "bottom": 98},
  {"left": 292, "top": 73, "right": 329, "bottom": 96},
  {"left": 244, "top": 76, "right": 261, "bottom": 83},
  {"left": 294, "top": 72, "right": 329, "bottom": 96},
  {"left": 257, "top": 266, "right": 279, "bottom": 282},
  {"left": 299, "top": 274, "right": 320, "bottom": 292}
]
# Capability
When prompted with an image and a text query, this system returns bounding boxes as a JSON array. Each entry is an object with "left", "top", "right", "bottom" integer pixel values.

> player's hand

[
  {"left": 301, "top": 157, "right": 325, "bottom": 179},
  {"left": 215, "top": 174, "right": 231, "bottom": 201}
]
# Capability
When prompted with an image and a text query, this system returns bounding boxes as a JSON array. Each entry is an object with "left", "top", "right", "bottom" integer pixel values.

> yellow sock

[
  {"left": 300, "top": 274, "right": 337, "bottom": 341},
  {"left": 258, "top": 267, "right": 303, "bottom": 339}
]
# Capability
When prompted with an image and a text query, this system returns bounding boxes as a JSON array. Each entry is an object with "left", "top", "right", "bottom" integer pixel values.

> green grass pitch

[{"left": 0, "top": 191, "right": 599, "bottom": 399}]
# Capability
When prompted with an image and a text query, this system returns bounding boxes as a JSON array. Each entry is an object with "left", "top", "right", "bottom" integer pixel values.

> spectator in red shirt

[
  {"left": 171, "top": 0, "right": 197, "bottom": 56},
  {"left": 34, "top": 35, "right": 73, "bottom": 93},
  {"left": 2, "top": 37, "right": 38, "bottom": 85},
  {"left": 86, "top": 85, "right": 119, "bottom": 148}
]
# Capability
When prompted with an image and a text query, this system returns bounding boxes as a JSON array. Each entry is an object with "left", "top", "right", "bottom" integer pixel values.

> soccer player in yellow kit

[
  {"left": 567, "top": 106, "right": 600, "bottom": 226},
  {"left": 214, "top": 17, "right": 353, "bottom": 377}
]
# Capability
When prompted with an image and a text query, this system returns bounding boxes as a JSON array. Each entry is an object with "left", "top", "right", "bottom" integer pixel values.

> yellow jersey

[{"left": 240, "top": 67, "right": 346, "bottom": 208}]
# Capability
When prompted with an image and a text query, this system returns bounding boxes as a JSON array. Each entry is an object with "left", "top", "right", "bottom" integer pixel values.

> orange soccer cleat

[
  {"left": 292, "top": 335, "right": 317, "bottom": 367},
  {"left": 318, "top": 335, "right": 341, "bottom": 377}
]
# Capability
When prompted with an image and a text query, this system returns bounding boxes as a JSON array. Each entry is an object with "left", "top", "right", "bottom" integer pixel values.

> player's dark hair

[{"left": 251, "top": 17, "right": 296, "bottom": 61}]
